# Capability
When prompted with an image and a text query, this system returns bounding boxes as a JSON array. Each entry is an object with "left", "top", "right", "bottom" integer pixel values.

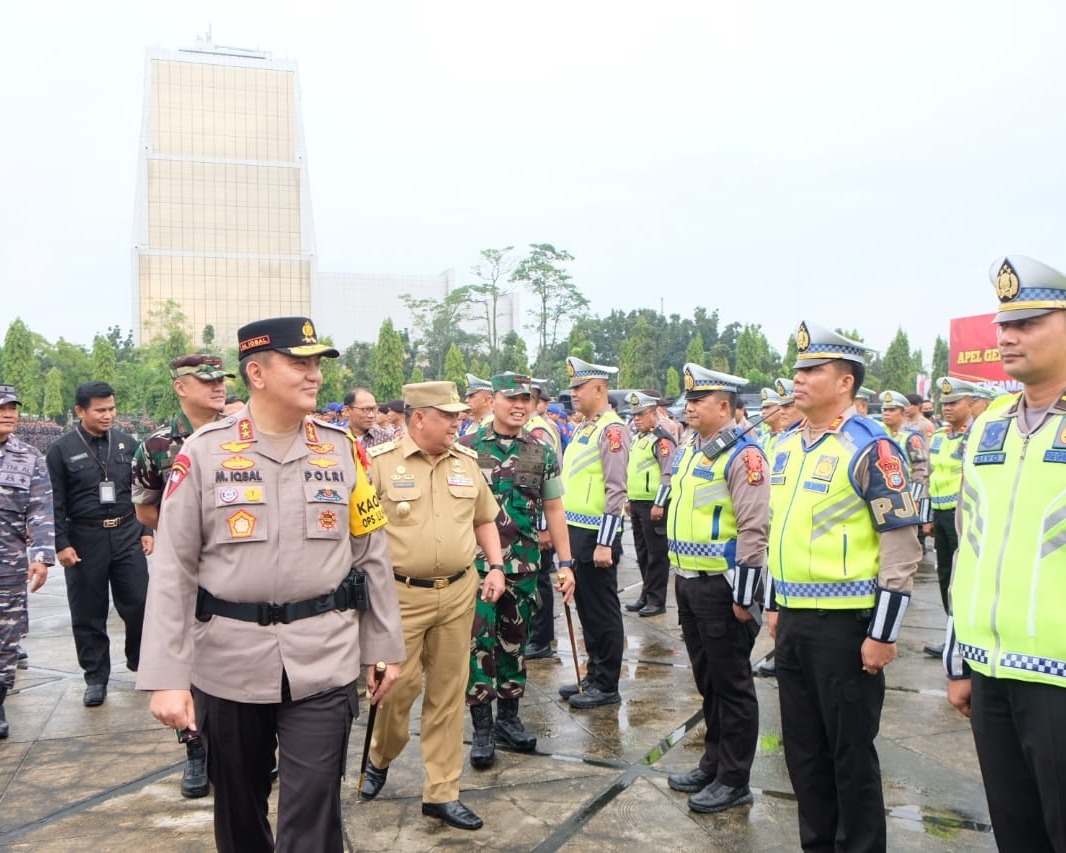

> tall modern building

[{"left": 131, "top": 34, "right": 315, "bottom": 346}]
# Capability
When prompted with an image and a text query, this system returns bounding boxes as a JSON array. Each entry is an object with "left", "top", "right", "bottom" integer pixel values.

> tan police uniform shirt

[
  {"left": 368, "top": 433, "right": 500, "bottom": 577},
  {"left": 137, "top": 409, "right": 405, "bottom": 703}
]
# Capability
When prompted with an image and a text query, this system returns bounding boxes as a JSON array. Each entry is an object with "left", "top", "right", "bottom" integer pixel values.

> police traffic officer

[
  {"left": 623, "top": 391, "right": 675, "bottom": 617},
  {"left": 0, "top": 385, "right": 54, "bottom": 739},
  {"left": 459, "top": 373, "right": 575, "bottom": 769},
  {"left": 945, "top": 255, "right": 1066, "bottom": 851},
  {"left": 558, "top": 356, "right": 631, "bottom": 709},
  {"left": 46, "top": 381, "right": 153, "bottom": 707},
  {"left": 460, "top": 373, "right": 493, "bottom": 437},
  {"left": 131, "top": 353, "right": 233, "bottom": 799},
  {"left": 766, "top": 322, "right": 921, "bottom": 851},
  {"left": 923, "top": 376, "right": 980, "bottom": 657},
  {"left": 879, "top": 389, "right": 932, "bottom": 524},
  {"left": 137, "top": 317, "right": 404, "bottom": 852},
  {"left": 665, "top": 366, "right": 768, "bottom": 814},
  {"left": 360, "top": 381, "right": 504, "bottom": 831}
]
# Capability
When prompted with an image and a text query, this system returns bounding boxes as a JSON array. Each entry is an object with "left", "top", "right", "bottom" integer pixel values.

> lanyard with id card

[{"left": 76, "top": 426, "right": 117, "bottom": 505}]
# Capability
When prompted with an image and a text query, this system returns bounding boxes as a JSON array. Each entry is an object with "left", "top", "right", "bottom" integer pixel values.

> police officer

[
  {"left": 879, "top": 389, "right": 932, "bottom": 525},
  {"left": 360, "top": 381, "right": 504, "bottom": 831},
  {"left": 853, "top": 386, "right": 875, "bottom": 417},
  {"left": 0, "top": 385, "right": 53, "bottom": 738},
  {"left": 665, "top": 366, "right": 768, "bottom": 814},
  {"left": 460, "top": 373, "right": 493, "bottom": 437},
  {"left": 558, "top": 356, "right": 630, "bottom": 709},
  {"left": 137, "top": 317, "right": 404, "bottom": 853},
  {"left": 766, "top": 322, "right": 921, "bottom": 852},
  {"left": 459, "top": 373, "right": 575, "bottom": 768},
  {"left": 757, "top": 385, "right": 794, "bottom": 462},
  {"left": 131, "top": 353, "right": 233, "bottom": 798},
  {"left": 46, "top": 381, "right": 153, "bottom": 707},
  {"left": 923, "top": 376, "right": 980, "bottom": 658},
  {"left": 946, "top": 254, "right": 1066, "bottom": 851},
  {"left": 623, "top": 391, "right": 675, "bottom": 617}
]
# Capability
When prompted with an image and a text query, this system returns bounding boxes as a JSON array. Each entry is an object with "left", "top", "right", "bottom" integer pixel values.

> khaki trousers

[{"left": 371, "top": 566, "right": 477, "bottom": 802}]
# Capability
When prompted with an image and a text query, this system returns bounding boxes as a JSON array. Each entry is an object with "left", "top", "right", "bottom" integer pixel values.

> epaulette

[
  {"left": 653, "top": 425, "right": 677, "bottom": 444},
  {"left": 313, "top": 418, "right": 349, "bottom": 436},
  {"left": 452, "top": 443, "right": 479, "bottom": 459},
  {"left": 368, "top": 441, "right": 396, "bottom": 457},
  {"left": 198, "top": 417, "right": 236, "bottom": 435}
]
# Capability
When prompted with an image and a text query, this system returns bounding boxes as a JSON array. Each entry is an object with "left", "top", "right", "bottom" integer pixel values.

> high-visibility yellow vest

[
  {"left": 768, "top": 419, "right": 884, "bottom": 609},
  {"left": 928, "top": 424, "right": 970, "bottom": 509},
  {"left": 953, "top": 397, "right": 1066, "bottom": 688},
  {"left": 626, "top": 430, "right": 665, "bottom": 501},
  {"left": 526, "top": 413, "right": 561, "bottom": 457},
  {"left": 562, "top": 411, "right": 625, "bottom": 529},
  {"left": 667, "top": 437, "right": 753, "bottom": 572}
]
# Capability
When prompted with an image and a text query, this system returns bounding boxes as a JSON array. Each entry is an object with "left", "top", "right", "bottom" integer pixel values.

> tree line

[{"left": 0, "top": 243, "right": 949, "bottom": 423}]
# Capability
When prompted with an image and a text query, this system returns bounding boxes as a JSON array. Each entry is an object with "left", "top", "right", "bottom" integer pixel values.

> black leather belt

[
  {"left": 393, "top": 567, "right": 467, "bottom": 589},
  {"left": 70, "top": 512, "right": 135, "bottom": 529},
  {"left": 196, "top": 571, "right": 366, "bottom": 626}
]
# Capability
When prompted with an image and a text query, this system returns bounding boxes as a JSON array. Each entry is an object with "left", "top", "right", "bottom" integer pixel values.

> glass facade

[{"left": 132, "top": 44, "right": 314, "bottom": 347}]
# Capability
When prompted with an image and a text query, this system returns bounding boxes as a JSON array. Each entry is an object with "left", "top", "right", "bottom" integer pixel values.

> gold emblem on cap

[
  {"left": 450, "top": 392, "right": 460, "bottom": 403},
  {"left": 940, "top": 378, "right": 953, "bottom": 394},
  {"left": 684, "top": 370, "right": 694, "bottom": 391},
  {"left": 566, "top": 360, "right": 576, "bottom": 376},
  {"left": 796, "top": 322, "right": 811, "bottom": 353},
  {"left": 627, "top": 392, "right": 639, "bottom": 405},
  {"left": 301, "top": 320, "right": 316, "bottom": 342},
  {"left": 995, "top": 260, "right": 1020, "bottom": 302},
  {"left": 761, "top": 389, "right": 769, "bottom": 401}
]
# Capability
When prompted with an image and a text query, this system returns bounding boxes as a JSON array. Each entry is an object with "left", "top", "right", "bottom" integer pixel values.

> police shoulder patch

[
  {"left": 605, "top": 424, "right": 625, "bottom": 452},
  {"left": 367, "top": 441, "right": 396, "bottom": 457},
  {"left": 742, "top": 447, "right": 765, "bottom": 485}
]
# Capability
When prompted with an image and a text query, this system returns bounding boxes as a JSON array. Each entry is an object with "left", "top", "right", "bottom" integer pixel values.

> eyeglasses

[{"left": 350, "top": 406, "right": 378, "bottom": 414}]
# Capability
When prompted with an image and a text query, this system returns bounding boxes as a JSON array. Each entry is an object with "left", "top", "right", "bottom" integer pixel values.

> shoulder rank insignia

[
  {"left": 453, "top": 443, "right": 479, "bottom": 459},
  {"left": 368, "top": 441, "right": 396, "bottom": 457}
]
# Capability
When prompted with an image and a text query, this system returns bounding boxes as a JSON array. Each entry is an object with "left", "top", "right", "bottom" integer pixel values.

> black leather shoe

[
  {"left": 359, "top": 761, "right": 388, "bottom": 800},
  {"left": 668, "top": 767, "right": 715, "bottom": 793},
  {"left": 422, "top": 799, "right": 483, "bottom": 830},
  {"left": 180, "top": 740, "right": 210, "bottom": 798},
  {"left": 0, "top": 706, "right": 7, "bottom": 739},
  {"left": 624, "top": 600, "right": 646, "bottom": 612},
  {"left": 923, "top": 643, "right": 945, "bottom": 658},
  {"left": 558, "top": 679, "right": 589, "bottom": 700},
  {"left": 638, "top": 604, "right": 666, "bottom": 617},
  {"left": 753, "top": 659, "right": 777, "bottom": 678},
  {"left": 524, "top": 642, "right": 557, "bottom": 660},
  {"left": 16, "top": 645, "right": 28, "bottom": 669},
  {"left": 688, "top": 782, "right": 753, "bottom": 814},
  {"left": 83, "top": 684, "right": 107, "bottom": 707},
  {"left": 568, "top": 686, "right": 621, "bottom": 709}
]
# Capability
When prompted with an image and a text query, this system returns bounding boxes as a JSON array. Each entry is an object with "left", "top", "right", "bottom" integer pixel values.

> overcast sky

[{"left": 3, "top": 1, "right": 1065, "bottom": 364}]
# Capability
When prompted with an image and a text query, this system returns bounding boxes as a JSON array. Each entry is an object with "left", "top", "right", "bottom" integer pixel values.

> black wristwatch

[
  {"left": 488, "top": 564, "right": 505, "bottom": 573},
  {"left": 557, "top": 559, "right": 575, "bottom": 568}
]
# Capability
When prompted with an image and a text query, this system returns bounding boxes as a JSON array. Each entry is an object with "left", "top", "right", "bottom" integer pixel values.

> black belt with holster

[
  {"left": 196, "top": 569, "right": 368, "bottom": 626},
  {"left": 69, "top": 512, "right": 135, "bottom": 529}
]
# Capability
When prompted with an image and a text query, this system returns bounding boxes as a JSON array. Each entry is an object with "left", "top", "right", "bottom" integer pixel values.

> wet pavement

[{"left": 0, "top": 537, "right": 995, "bottom": 851}]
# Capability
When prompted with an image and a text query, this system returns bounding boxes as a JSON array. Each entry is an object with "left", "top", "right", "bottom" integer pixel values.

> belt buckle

[
  {"left": 103, "top": 517, "right": 120, "bottom": 528},
  {"left": 433, "top": 577, "right": 448, "bottom": 590}
]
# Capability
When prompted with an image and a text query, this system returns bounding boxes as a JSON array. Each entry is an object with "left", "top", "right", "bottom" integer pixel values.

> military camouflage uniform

[
  {"left": 131, "top": 412, "right": 196, "bottom": 509},
  {"left": 0, "top": 435, "right": 55, "bottom": 690},
  {"left": 460, "top": 422, "right": 562, "bottom": 704}
]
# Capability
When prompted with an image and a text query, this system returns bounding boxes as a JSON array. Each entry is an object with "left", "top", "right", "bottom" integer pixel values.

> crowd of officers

[{"left": 1, "top": 252, "right": 1064, "bottom": 851}]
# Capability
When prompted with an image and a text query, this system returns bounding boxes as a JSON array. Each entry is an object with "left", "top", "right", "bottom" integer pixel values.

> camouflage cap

[
  {"left": 170, "top": 353, "right": 235, "bottom": 381},
  {"left": 0, "top": 384, "right": 21, "bottom": 406},
  {"left": 492, "top": 372, "right": 533, "bottom": 397},
  {"left": 403, "top": 381, "right": 470, "bottom": 413}
]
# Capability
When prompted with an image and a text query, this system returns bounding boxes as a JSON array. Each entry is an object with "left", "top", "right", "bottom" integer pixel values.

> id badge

[{"left": 99, "top": 480, "right": 117, "bottom": 504}]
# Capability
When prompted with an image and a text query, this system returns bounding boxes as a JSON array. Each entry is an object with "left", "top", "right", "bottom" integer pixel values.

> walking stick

[
  {"left": 563, "top": 599, "right": 583, "bottom": 694},
  {"left": 357, "top": 661, "right": 388, "bottom": 797}
]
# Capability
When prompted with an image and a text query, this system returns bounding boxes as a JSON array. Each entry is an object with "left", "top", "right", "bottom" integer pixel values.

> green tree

[
  {"left": 409, "top": 365, "right": 426, "bottom": 383},
  {"left": 465, "top": 246, "right": 517, "bottom": 371},
  {"left": 497, "top": 331, "right": 529, "bottom": 374},
  {"left": 782, "top": 334, "right": 798, "bottom": 375},
  {"left": 136, "top": 301, "right": 193, "bottom": 420},
  {"left": 91, "top": 335, "right": 117, "bottom": 386},
  {"left": 619, "top": 315, "right": 658, "bottom": 389},
  {"left": 374, "top": 318, "right": 405, "bottom": 402},
  {"left": 734, "top": 323, "right": 775, "bottom": 388},
  {"left": 342, "top": 342, "right": 376, "bottom": 391},
  {"left": 43, "top": 367, "right": 65, "bottom": 420},
  {"left": 665, "top": 366, "right": 681, "bottom": 398},
  {"left": 1, "top": 318, "right": 41, "bottom": 414},
  {"left": 684, "top": 332, "right": 705, "bottom": 366},
  {"left": 443, "top": 344, "right": 467, "bottom": 388},
  {"left": 512, "top": 243, "right": 588, "bottom": 373},
  {"left": 318, "top": 337, "right": 346, "bottom": 407},
  {"left": 399, "top": 290, "right": 478, "bottom": 380},
  {"left": 880, "top": 328, "right": 919, "bottom": 393},
  {"left": 708, "top": 342, "right": 731, "bottom": 373},
  {"left": 201, "top": 324, "right": 218, "bottom": 354},
  {"left": 932, "top": 335, "right": 949, "bottom": 381}
]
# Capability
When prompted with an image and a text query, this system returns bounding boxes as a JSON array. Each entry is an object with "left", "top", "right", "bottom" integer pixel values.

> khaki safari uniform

[{"left": 367, "top": 432, "right": 500, "bottom": 803}]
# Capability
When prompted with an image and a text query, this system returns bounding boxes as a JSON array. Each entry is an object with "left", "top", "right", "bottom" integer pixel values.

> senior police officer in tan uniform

[
  {"left": 359, "top": 381, "right": 505, "bottom": 831},
  {"left": 138, "top": 317, "right": 405, "bottom": 853}
]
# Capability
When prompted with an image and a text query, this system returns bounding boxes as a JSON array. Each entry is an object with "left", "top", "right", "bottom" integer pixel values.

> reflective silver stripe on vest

[
  {"left": 566, "top": 510, "right": 601, "bottom": 527},
  {"left": 776, "top": 578, "right": 876, "bottom": 599}
]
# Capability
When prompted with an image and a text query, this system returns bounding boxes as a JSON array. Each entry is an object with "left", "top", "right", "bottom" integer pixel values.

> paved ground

[{"left": 0, "top": 538, "right": 995, "bottom": 851}]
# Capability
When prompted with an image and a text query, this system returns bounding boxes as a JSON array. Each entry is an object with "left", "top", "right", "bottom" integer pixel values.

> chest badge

[
  {"left": 227, "top": 509, "right": 256, "bottom": 538},
  {"left": 222, "top": 455, "right": 254, "bottom": 471},
  {"left": 811, "top": 454, "right": 839, "bottom": 482},
  {"left": 220, "top": 440, "right": 254, "bottom": 453},
  {"left": 308, "top": 457, "right": 338, "bottom": 469}
]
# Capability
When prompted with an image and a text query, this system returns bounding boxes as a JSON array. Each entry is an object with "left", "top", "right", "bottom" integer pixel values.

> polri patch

[{"left": 165, "top": 454, "right": 191, "bottom": 499}]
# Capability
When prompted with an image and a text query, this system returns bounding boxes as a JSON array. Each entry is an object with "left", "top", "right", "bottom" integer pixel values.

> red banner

[{"left": 949, "top": 314, "right": 1009, "bottom": 382}]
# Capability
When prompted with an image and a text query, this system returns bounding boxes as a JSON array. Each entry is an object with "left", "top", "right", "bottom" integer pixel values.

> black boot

[
  {"left": 0, "top": 685, "right": 8, "bottom": 739},
  {"left": 469, "top": 704, "right": 496, "bottom": 768},
  {"left": 495, "top": 697, "right": 537, "bottom": 751},
  {"left": 181, "top": 736, "right": 209, "bottom": 798}
]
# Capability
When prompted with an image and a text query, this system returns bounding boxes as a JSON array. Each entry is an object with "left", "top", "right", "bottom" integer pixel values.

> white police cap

[
  {"left": 879, "top": 390, "right": 908, "bottom": 409},
  {"left": 683, "top": 363, "right": 746, "bottom": 397},
  {"left": 936, "top": 376, "right": 982, "bottom": 403},
  {"left": 760, "top": 387, "right": 784, "bottom": 406},
  {"left": 774, "top": 378, "right": 795, "bottom": 401},
  {"left": 990, "top": 255, "right": 1066, "bottom": 323},
  {"left": 566, "top": 356, "right": 618, "bottom": 388},
  {"left": 624, "top": 391, "right": 659, "bottom": 412},
  {"left": 856, "top": 386, "right": 876, "bottom": 401},
  {"left": 793, "top": 321, "right": 873, "bottom": 369},
  {"left": 464, "top": 373, "right": 492, "bottom": 396}
]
